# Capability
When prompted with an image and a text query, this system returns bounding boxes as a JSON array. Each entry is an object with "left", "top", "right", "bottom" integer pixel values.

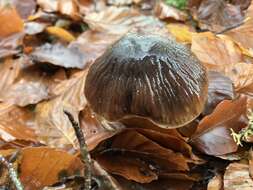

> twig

[
  {"left": 0, "top": 155, "right": 24, "bottom": 190},
  {"left": 64, "top": 111, "right": 92, "bottom": 190}
]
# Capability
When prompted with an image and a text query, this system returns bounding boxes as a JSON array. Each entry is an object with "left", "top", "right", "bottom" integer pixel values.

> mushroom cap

[{"left": 85, "top": 33, "right": 208, "bottom": 128}]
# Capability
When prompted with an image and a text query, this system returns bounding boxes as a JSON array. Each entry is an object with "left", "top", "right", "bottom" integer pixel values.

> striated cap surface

[{"left": 85, "top": 33, "right": 208, "bottom": 128}]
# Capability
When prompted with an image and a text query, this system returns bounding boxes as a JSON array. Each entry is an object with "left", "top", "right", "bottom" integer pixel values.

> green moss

[
  {"left": 165, "top": 0, "right": 187, "bottom": 10},
  {"left": 231, "top": 110, "right": 253, "bottom": 146}
]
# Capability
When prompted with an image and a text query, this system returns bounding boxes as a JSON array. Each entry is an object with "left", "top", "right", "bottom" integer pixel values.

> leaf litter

[{"left": 1, "top": 0, "right": 253, "bottom": 189}]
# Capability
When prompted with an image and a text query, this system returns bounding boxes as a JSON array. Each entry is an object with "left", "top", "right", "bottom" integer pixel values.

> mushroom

[{"left": 84, "top": 33, "right": 208, "bottom": 129}]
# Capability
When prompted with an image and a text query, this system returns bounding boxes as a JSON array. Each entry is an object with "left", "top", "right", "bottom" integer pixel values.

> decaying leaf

[
  {"left": 191, "top": 96, "right": 248, "bottom": 155},
  {"left": 167, "top": 24, "right": 193, "bottom": 43},
  {"left": 19, "top": 147, "right": 83, "bottom": 190},
  {"left": 207, "top": 174, "right": 223, "bottom": 190}
]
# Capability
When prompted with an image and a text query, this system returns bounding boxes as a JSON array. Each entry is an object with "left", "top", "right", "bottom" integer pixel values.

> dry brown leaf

[
  {"left": 154, "top": 1, "right": 187, "bottom": 21},
  {"left": 83, "top": 6, "right": 165, "bottom": 35},
  {"left": 35, "top": 71, "right": 87, "bottom": 149},
  {"left": 96, "top": 150, "right": 158, "bottom": 183},
  {"left": 191, "top": 32, "right": 243, "bottom": 72},
  {"left": 224, "top": 162, "right": 253, "bottom": 190},
  {"left": 225, "top": 1, "right": 253, "bottom": 50},
  {"left": 20, "top": 147, "right": 83, "bottom": 190},
  {"left": 31, "top": 43, "right": 86, "bottom": 69},
  {"left": 191, "top": 96, "right": 248, "bottom": 156},
  {"left": 111, "top": 130, "right": 189, "bottom": 171},
  {"left": 0, "top": 4, "right": 23, "bottom": 38},
  {"left": 223, "top": 62, "right": 253, "bottom": 95},
  {"left": 0, "top": 102, "right": 37, "bottom": 142}
]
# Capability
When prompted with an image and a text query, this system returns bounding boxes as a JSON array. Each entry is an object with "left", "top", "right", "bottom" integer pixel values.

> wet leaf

[
  {"left": 224, "top": 162, "right": 253, "bottom": 190},
  {"left": 191, "top": 96, "right": 248, "bottom": 155},
  {"left": 31, "top": 43, "right": 86, "bottom": 69},
  {"left": 20, "top": 147, "right": 83, "bottom": 190}
]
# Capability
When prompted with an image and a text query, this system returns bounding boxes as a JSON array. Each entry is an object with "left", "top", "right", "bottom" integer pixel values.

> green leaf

[{"left": 165, "top": 0, "right": 187, "bottom": 10}]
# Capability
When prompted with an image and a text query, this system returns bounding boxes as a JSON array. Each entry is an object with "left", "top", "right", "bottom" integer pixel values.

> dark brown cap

[{"left": 84, "top": 33, "right": 208, "bottom": 128}]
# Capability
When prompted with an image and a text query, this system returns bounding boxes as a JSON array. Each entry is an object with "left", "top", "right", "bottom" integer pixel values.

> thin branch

[
  {"left": 64, "top": 110, "right": 92, "bottom": 190},
  {"left": 0, "top": 155, "right": 24, "bottom": 190}
]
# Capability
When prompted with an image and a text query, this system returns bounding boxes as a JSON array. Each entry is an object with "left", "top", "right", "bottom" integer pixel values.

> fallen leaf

[
  {"left": 0, "top": 102, "right": 37, "bottom": 142},
  {"left": 167, "top": 24, "right": 193, "bottom": 43},
  {"left": 79, "top": 106, "right": 119, "bottom": 151},
  {"left": 46, "top": 26, "right": 76, "bottom": 42},
  {"left": 191, "top": 96, "right": 248, "bottom": 155},
  {"left": 225, "top": 2, "right": 253, "bottom": 50},
  {"left": 69, "top": 30, "right": 120, "bottom": 66},
  {"left": 191, "top": 32, "right": 244, "bottom": 72},
  {"left": 0, "top": 58, "right": 21, "bottom": 100},
  {"left": 154, "top": 1, "right": 187, "bottom": 21},
  {"left": 111, "top": 130, "right": 189, "bottom": 171},
  {"left": 20, "top": 147, "right": 83, "bottom": 190},
  {"left": 83, "top": 6, "right": 165, "bottom": 35},
  {"left": 0, "top": 4, "right": 23, "bottom": 38},
  {"left": 203, "top": 71, "right": 235, "bottom": 115},
  {"left": 190, "top": 0, "right": 244, "bottom": 33},
  {"left": 224, "top": 162, "right": 253, "bottom": 190},
  {"left": 207, "top": 174, "right": 223, "bottom": 190},
  {"left": 223, "top": 62, "right": 253, "bottom": 96},
  {"left": 37, "top": 0, "right": 79, "bottom": 20},
  {"left": 11, "top": 0, "right": 37, "bottom": 19},
  {"left": 31, "top": 43, "right": 86, "bottom": 69},
  {"left": 96, "top": 150, "right": 158, "bottom": 183},
  {"left": 35, "top": 71, "right": 87, "bottom": 149},
  {"left": 0, "top": 62, "right": 65, "bottom": 106},
  {"left": 0, "top": 33, "right": 24, "bottom": 58}
]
